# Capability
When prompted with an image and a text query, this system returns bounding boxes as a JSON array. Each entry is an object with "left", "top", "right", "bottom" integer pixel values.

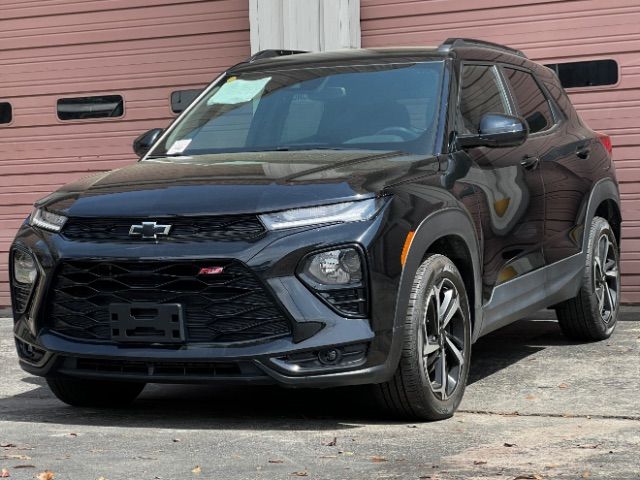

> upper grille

[
  {"left": 61, "top": 215, "right": 266, "bottom": 242},
  {"left": 47, "top": 260, "right": 291, "bottom": 344}
]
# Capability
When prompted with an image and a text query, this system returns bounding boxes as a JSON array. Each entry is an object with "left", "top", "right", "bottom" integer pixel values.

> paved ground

[{"left": 1, "top": 311, "right": 638, "bottom": 480}]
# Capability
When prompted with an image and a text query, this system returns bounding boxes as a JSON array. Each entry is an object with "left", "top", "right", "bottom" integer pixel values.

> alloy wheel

[
  {"left": 593, "top": 233, "right": 619, "bottom": 323},
  {"left": 420, "top": 278, "right": 466, "bottom": 400}
]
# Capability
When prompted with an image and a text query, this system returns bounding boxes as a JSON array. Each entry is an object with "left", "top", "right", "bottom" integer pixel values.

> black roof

[{"left": 231, "top": 38, "right": 529, "bottom": 73}]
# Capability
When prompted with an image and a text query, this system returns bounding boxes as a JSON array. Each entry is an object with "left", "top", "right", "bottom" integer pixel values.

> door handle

[
  {"left": 520, "top": 156, "right": 540, "bottom": 170},
  {"left": 576, "top": 148, "right": 591, "bottom": 159}
]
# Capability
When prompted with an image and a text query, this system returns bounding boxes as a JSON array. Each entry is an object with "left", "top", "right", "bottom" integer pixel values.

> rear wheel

[
  {"left": 46, "top": 376, "right": 145, "bottom": 407},
  {"left": 374, "top": 254, "right": 472, "bottom": 421},
  {"left": 555, "top": 216, "right": 620, "bottom": 341}
]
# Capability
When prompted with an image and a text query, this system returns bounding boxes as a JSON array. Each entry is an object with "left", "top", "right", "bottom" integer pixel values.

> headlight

[
  {"left": 30, "top": 208, "right": 68, "bottom": 232},
  {"left": 13, "top": 249, "right": 38, "bottom": 285},
  {"left": 259, "top": 198, "right": 384, "bottom": 231},
  {"left": 302, "top": 248, "right": 363, "bottom": 286}
]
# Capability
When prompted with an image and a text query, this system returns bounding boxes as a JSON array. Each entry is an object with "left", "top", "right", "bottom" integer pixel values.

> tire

[
  {"left": 374, "top": 254, "right": 472, "bottom": 421},
  {"left": 555, "top": 216, "right": 620, "bottom": 341},
  {"left": 46, "top": 376, "right": 145, "bottom": 407}
]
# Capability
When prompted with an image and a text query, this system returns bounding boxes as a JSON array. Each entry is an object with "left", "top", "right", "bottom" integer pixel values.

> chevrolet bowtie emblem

[{"left": 129, "top": 221, "right": 172, "bottom": 239}]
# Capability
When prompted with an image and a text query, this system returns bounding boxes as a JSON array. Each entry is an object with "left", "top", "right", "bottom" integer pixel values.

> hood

[{"left": 39, "top": 150, "right": 439, "bottom": 217}]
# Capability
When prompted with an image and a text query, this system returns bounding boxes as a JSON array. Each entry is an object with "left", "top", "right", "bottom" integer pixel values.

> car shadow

[{"left": 0, "top": 313, "right": 576, "bottom": 430}]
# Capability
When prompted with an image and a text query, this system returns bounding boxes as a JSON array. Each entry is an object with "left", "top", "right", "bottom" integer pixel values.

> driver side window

[{"left": 458, "top": 65, "right": 509, "bottom": 134}]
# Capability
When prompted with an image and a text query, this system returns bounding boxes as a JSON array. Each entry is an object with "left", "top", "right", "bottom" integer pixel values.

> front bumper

[{"left": 11, "top": 211, "right": 405, "bottom": 388}]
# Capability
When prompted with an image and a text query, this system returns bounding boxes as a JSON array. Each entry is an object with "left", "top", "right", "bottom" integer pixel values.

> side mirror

[
  {"left": 133, "top": 128, "right": 164, "bottom": 158},
  {"left": 458, "top": 113, "right": 528, "bottom": 149}
]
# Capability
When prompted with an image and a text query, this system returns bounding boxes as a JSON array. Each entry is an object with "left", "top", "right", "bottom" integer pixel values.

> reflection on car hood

[{"left": 39, "top": 150, "right": 439, "bottom": 217}]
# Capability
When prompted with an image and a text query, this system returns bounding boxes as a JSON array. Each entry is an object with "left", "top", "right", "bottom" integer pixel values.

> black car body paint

[{"left": 10, "top": 43, "right": 620, "bottom": 392}]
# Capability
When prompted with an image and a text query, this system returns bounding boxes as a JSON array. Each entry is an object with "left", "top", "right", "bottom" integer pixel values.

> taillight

[{"left": 597, "top": 133, "right": 613, "bottom": 156}]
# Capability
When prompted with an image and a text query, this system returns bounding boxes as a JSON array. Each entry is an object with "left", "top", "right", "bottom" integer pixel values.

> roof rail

[
  {"left": 439, "top": 38, "right": 527, "bottom": 58},
  {"left": 247, "top": 49, "right": 309, "bottom": 63}
]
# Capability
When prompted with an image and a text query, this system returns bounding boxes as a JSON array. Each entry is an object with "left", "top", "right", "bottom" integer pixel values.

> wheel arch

[
  {"left": 393, "top": 208, "right": 483, "bottom": 346},
  {"left": 582, "top": 178, "right": 621, "bottom": 250}
]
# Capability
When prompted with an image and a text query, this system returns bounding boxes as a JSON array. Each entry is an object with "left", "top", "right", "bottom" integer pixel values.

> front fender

[{"left": 382, "top": 207, "right": 483, "bottom": 380}]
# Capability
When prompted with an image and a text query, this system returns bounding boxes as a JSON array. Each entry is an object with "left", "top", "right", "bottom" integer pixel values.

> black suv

[{"left": 10, "top": 39, "right": 621, "bottom": 420}]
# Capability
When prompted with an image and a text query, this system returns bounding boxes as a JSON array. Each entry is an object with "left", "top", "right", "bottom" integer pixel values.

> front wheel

[
  {"left": 46, "top": 376, "right": 145, "bottom": 407},
  {"left": 374, "top": 254, "right": 472, "bottom": 421}
]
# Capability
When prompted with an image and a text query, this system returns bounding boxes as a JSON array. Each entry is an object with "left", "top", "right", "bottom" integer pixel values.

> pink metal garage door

[
  {"left": 0, "top": 0, "right": 250, "bottom": 307},
  {"left": 362, "top": 0, "right": 640, "bottom": 303}
]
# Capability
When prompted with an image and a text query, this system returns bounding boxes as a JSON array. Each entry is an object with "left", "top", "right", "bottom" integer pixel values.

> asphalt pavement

[{"left": 1, "top": 311, "right": 638, "bottom": 480}]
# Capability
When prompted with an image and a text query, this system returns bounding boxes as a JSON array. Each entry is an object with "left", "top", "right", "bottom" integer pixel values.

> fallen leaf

[
  {"left": 268, "top": 460, "right": 284, "bottom": 464},
  {"left": 558, "top": 383, "right": 569, "bottom": 389},
  {"left": 503, "top": 443, "right": 517, "bottom": 447},
  {"left": 191, "top": 466, "right": 201, "bottom": 475},
  {"left": 474, "top": 460, "right": 487, "bottom": 465},
  {"left": 582, "top": 471, "right": 591, "bottom": 479},
  {"left": 324, "top": 437, "right": 337, "bottom": 447},
  {"left": 0, "top": 469, "right": 8, "bottom": 478},
  {"left": 37, "top": 471, "right": 55, "bottom": 480},
  {"left": 525, "top": 394, "right": 536, "bottom": 400},
  {"left": 371, "top": 456, "right": 387, "bottom": 463},
  {"left": 290, "top": 472, "right": 308, "bottom": 477},
  {"left": 69, "top": 433, "right": 78, "bottom": 437}
]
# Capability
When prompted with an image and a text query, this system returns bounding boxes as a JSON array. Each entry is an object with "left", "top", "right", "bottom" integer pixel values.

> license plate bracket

[{"left": 109, "top": 303, "right": 185, "bottom": 343}]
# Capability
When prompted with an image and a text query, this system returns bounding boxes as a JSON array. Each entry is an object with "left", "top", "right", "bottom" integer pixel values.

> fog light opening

[
  {"left": 318, "top": 348, "right": 342, "bottom": 365},
  {"left": 271, "top": 343, "right": 368, "bottom": 373}
]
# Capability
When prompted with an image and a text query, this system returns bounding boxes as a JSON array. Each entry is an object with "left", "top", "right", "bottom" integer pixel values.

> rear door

[{"left": 500, "top": 66, "right": 589, "bottom": 266}]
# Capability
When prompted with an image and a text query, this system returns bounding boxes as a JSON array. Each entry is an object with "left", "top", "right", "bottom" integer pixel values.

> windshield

[{"left": 149, "top": 61, "right": 444, "bottom": 159}]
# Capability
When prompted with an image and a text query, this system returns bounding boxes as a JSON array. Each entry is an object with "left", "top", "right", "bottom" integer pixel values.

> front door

[{"left": 455, "top": 63, "right": 546, "bottom": 304}]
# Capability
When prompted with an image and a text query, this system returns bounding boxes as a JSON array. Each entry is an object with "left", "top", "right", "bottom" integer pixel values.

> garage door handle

[
  {"left": 576, "top": 148, "right": 591, "bottom": 159},
  {"left": 521, "top": 156, "right": 540, "bottom": 170}
]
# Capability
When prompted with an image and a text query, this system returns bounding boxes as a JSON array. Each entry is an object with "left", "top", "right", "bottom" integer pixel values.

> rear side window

[
  {"left": 458, "top": 65, "right": 509, "bottom": 134},
  {"left": 0, "top": 102, "right": 12, "bottom": 124},
  {"left": 57, "top": 95, "right": 124, "bottom": 121},
  {"left": 503, "top": 68, "right": 554, "bottom": 134}
]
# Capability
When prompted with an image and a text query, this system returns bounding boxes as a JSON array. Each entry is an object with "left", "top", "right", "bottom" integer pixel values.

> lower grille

[
  {"left": 47, "top": 260, "right": 291, "bottom": 343},
  {"left": 59, "top": 357, "right": 270, "bottom": 379},
  {"left": 75, "top": 359, "right": 242, "bottom": 376}
]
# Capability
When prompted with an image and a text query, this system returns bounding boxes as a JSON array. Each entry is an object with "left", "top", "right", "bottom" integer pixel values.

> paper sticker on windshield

[
  {"left": 167, "top": 139, "right": 192, "bottom": 155},
  {"left": 207, "top": 77, "right": 271, "bottom": 105}
]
